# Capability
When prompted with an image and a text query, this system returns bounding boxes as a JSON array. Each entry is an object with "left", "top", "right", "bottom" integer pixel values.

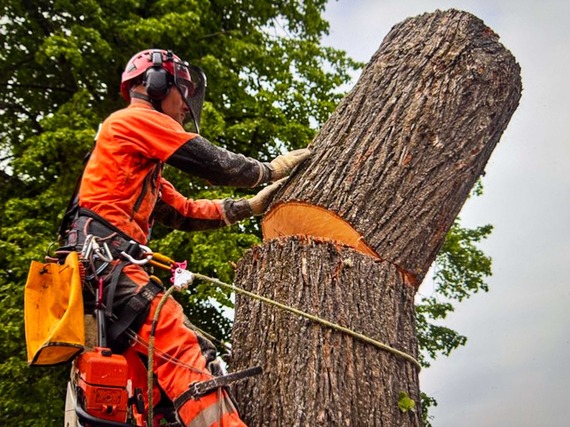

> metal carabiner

[
  {"left": 80, "top": 234, "right": 95, "bottom": 260},
  {"left": 120, "top": 243, "right": 153, "bottom": 265},
  {"left": 93, "top": 240, "right": 114, "bottom": 263}
]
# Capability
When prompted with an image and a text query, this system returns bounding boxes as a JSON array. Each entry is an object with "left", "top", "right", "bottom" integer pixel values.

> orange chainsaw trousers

[{"left": 120, "top": 263, "right": 247, "bottom": 427}]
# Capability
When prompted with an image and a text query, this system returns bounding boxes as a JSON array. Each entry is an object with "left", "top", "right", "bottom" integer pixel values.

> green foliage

[
  {"left": 420, "top": 392, "right": 438, "bottom": 427},
  {"left": 0, "top": 0, "right": 357, "bottom": 422},
  {"left": 397, "top": 391, "right": 416, "bottom": 413},
  {"left": 416, "top": 196, "right": 493, "bottom": 422},
  {"left": 417, "top": 215, "right": 493, "bottom": 368}
]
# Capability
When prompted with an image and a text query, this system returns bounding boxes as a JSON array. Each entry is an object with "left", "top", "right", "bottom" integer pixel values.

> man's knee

[{"left": 175, "top": 388, "right": 246, "bottom": 427}]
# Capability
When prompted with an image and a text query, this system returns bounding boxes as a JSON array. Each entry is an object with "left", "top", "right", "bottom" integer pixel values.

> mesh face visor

[{"left": 174, "top": 61, "right": 207, "bottom": 133}]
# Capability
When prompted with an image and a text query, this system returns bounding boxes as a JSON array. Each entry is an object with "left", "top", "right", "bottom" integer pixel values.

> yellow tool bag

[{"left": 24, "top": 251, "right": 85, "bottom": 366}]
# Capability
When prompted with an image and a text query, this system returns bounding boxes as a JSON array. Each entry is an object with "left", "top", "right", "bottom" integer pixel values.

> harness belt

[
  {"left": 79, "top": 208, "right": 147, "bottom": 258},
  {"left": 173, "top": 366, "right": 263, "bottom": 410},
  {"left": 60, "top": 210, "right": 166, "bottom": 351}
]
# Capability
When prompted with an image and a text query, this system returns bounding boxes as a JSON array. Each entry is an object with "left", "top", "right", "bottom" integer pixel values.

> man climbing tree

[{"left": 1, "top": 2, "right": 509, "bottom": 425}]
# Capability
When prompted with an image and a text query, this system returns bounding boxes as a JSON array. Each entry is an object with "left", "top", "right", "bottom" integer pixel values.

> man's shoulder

[
  {"left": 110, "top": 103, "right": 155, "bottom": 119},
  {"left": 109, "top": 104, "right": 182, "bottom": 131}
]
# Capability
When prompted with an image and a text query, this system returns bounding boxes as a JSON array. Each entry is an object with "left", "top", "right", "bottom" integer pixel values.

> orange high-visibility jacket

[{"left": 79, "top": 103, "right": 271, "bottom": 244}]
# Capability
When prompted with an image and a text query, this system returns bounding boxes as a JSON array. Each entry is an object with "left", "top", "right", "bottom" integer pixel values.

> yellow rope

[{"left": 193, "top": 272, "right": 421, "bottom": 371}]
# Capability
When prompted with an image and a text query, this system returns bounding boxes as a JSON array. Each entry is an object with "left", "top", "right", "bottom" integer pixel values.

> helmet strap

[{"left": 130, "top": 91, "right": 163, "bottom": 113}]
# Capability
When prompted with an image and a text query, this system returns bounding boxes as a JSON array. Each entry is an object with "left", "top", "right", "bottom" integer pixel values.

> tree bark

[
  {"left": 233, "top": 237, "right": 420, "bottom": 426},
  {"left": 231, "top": 9, "right": 521, "bottom": 427}
]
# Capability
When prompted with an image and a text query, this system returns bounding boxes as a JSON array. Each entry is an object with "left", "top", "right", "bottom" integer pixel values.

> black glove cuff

[{"left": 222, "top": 198, "right": 254, "bottom": 224}]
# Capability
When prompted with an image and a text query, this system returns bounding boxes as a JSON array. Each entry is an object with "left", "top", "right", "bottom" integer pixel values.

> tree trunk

[
  {"left": 233, "top": 237, "right": 420, "bottom": 426},
  {"left": 231, "top": 9, "right": 521, "bottom": 427}
]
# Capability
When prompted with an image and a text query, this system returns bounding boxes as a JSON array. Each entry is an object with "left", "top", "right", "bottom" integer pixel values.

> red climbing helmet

[{"left": 120, "top": 49, "right": 207, "bottom": 132}]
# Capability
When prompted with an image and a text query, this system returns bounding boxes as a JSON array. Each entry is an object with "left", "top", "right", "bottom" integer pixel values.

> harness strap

[
  {"left": 101, "top": 240, "right": 152, "bottom": 318},
  {"left": 58, "top": 152, "right": 92, "bottom": 242},
  {"left": 78, "top": 208, "right": 139, "bottom": 247},
  {"left": 108, "top": 278, "right": 164, "bottom": 344},
  {"left": 104, "top": 261, "right": 128, "bottom": 319}
]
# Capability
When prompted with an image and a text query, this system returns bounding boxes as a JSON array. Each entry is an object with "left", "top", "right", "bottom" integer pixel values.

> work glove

[
  {"left": 249, "top": 179, "right": 287, "bottom": 216},
  {"left": 269, "top": 148, "right": 311, "bottom": 181}
]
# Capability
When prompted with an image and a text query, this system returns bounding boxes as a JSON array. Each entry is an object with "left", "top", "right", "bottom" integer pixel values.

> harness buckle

[{"left": 120, "top": 240, "right": 153, "bottom": 265}]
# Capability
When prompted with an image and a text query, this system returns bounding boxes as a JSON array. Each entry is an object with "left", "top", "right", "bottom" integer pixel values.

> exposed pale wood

[{"left": 262, "top": 201, "right": 379, "bottom": 259}]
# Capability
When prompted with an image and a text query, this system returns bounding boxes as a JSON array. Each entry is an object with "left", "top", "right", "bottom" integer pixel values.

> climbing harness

[{"left": 63, "top": 232, "right": 260, "bottom": 426}]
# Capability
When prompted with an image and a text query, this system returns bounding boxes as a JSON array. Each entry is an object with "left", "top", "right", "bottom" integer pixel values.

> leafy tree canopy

[
  {"left": 0, "top": 1, "right": 357, "bottom": 423},
  {"left": 0, "top": 1, "right": 490, "bottom": 425}
]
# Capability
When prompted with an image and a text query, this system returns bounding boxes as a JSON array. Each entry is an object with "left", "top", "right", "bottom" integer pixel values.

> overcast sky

[{"left": 323, "top": 1, "right": 570, "bottom": 426}]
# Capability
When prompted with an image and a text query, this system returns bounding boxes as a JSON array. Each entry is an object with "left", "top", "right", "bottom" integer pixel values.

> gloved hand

[
  {"left": 249, "top": 179, "right": 287, "bottom": 216},
  {"left": 269, "top": 148, "right": 311, "bottom": 181}
]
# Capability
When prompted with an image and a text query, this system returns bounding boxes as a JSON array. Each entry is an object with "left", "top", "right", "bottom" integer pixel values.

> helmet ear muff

[{"left": 143, "top": 51, "right": 172, "bottom": 101}]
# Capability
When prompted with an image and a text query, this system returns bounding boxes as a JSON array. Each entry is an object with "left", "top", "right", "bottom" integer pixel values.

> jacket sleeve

[
  {"left": 165, "top": 135, "right": 272, "bottom": 188},
  {"left": 153, "top": 178, "right": 254, "bottom": 231}
]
